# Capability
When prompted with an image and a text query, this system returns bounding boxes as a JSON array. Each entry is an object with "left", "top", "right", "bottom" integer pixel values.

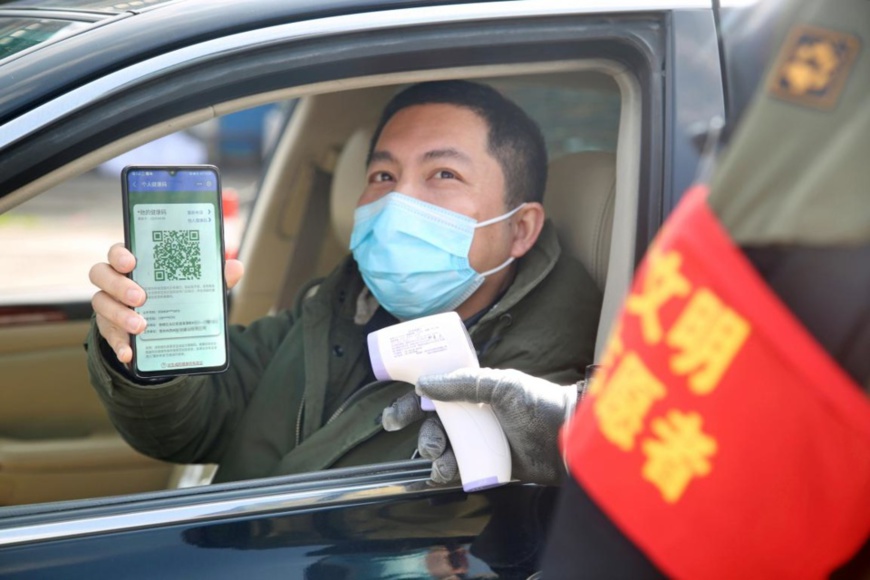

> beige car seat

[
  {"left": 330, "top": 127, "right": 374, "bottom": 249},
  {"left": 543, "top": 151, "right": 616, "bottom": 292}
]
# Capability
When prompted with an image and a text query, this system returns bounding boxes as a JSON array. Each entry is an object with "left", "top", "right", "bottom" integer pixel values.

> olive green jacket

[{"left": 86, "top": 222, "right": 601, "bottom": 483}]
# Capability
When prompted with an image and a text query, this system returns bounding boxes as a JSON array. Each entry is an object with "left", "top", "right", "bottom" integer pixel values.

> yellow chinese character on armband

[
  {"left": 642, "top": 410, "right": 717, "bottom": 503},
  {"left": 626, "top": 250, "right": 692, "bottom": 344},
  {"left": 594, "top": 352, "right": 666, "bottom": 451},
  {"left": 667, "top": 288, "right": 751, "bottom": 395}
]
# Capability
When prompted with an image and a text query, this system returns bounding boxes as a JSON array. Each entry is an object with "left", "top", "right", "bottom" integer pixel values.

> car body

[{"left": 0, "top": 0, "right": 774, "bottom": 576}]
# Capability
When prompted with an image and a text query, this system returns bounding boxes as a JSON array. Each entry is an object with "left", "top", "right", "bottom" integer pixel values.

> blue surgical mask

[{"left": 350, "top": 192, "right": 525, "bottom": 320}]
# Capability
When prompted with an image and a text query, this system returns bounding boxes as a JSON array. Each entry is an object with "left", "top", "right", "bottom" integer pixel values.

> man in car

[{"left": 85, "top": 80, "right": 602, "bottom": 484}]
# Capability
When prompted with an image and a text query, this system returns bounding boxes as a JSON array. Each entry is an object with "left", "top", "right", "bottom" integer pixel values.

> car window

[
  {"left": 0, "top": 103, "right": 289, "bottom": 306},
  {"left": 497, "top": 84, "right": 621, "bottom": 158},
  {"left": 0, "top": 6, "right": 654, "bottom": 522},
  {"left": 0, "top": 1, "right": 180, "bottom": 62},
  {"left": 0, "top": 17, "right": 91, "bottom": 60}
]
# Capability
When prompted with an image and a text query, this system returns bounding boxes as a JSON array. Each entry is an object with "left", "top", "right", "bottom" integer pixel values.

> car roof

[{"left": 0, "top": 0, "right": 506, "bottom": 125}]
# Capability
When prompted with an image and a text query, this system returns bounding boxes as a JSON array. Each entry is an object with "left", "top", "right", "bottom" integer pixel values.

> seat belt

[{"left": 275, "top": 150, "right": 337, "bottom": 311}]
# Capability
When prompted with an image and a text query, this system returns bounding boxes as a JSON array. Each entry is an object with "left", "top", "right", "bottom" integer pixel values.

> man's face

[{"left": 358, "top": 103, "right": 515, "bottom": 276}]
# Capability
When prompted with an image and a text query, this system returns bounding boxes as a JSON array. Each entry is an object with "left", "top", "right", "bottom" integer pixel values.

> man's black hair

[{"left": 367, "top": 80, "right": 548, "bottom": 208}]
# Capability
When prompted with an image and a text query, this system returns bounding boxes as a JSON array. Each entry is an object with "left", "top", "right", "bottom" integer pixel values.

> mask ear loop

[
  {"left": 474, "top": 203, "right": 526, "bottom": 229},
  {"left": 479, "top": 256, "right": 515, "bottom": 277},
  {"left": 475, "top": 203, "right": 527, "bottom": 276}
]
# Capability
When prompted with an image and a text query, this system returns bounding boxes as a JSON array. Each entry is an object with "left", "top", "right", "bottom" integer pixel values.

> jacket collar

[{"left": 473, "top": 219, "right": 561, "bottom": 327}]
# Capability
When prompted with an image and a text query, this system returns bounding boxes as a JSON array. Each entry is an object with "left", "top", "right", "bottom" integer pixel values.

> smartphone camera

[{"left": 168, "top": 169, "right": 178, "bottom": 176}]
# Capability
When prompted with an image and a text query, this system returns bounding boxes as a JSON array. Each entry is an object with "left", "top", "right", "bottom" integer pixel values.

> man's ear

[{"left": 510, "top": 202, "right": 545, "bottom": 259}]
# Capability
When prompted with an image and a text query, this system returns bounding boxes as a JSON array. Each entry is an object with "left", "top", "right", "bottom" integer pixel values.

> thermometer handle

[{"left": 431, "top": 399, "right": 512, "bottom": 492}]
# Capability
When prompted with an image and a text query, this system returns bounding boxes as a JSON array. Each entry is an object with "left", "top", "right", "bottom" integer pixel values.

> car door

[
  {"left": 0, "top": 0, "right": 724, "bottom": 576},
  {"left": 0, "top": 6, "right": 181, "bottom": 507}
]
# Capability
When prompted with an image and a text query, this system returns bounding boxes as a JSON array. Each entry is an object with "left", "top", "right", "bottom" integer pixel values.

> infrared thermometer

[{"left": 367, "top": 312, "right": 511, "bottom": 491}]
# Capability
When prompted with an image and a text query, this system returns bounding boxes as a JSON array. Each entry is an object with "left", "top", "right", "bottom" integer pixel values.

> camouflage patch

[{"left": 768, "top": 25, "right": 861, "bottom": 110}]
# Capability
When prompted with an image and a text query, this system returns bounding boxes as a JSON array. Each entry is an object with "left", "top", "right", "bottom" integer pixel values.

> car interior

[{"left": 0, "top": 59, "right": 640, "bottom": 506}]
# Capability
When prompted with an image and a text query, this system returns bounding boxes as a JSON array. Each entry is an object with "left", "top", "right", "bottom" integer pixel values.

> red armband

[{"left": 562, "top": 185, "right": 870, "bottom": 579}]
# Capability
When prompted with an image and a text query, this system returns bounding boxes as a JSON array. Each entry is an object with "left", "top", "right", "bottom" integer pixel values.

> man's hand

[
  {"left": 416, "top": 368, "right": 578, "bottom": 485},
  {"left": 89, "top": 243, "right": 244, "bottom": 364}
]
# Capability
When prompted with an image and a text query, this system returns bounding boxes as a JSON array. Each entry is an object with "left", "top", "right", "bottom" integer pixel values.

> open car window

[
  {"left": 0, "top": 66, "right": 630, "bottom": 506},
  {"left": 0, "top": 13, "right": 728, "bottom": 576},
  {"left": 0, "top": 104, "right": 289, "bottom": 506},
  {"left": 498, "top": 82, "right": 621, "bottom": 158}
]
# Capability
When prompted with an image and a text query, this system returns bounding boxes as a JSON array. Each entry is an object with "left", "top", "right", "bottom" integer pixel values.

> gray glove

[
  {"left": 382, "top": 391, "right": 459, "bottom": 484},
  {"left": 383, "top": 368, "right": 578, "bottom": 486},
  {"left": 418, "top": 368, "right": 578, "bottom": 486}
]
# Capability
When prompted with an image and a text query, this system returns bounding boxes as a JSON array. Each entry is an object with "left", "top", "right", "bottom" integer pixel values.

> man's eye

[
  {"left": 435, "top": 170, "right": 456, "bottom": 179},
  {"left": 370, "top": 171, "right": 394, "bottom": 183}
]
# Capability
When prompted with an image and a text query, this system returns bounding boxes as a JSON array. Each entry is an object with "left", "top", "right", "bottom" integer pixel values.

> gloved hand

[
  {"left": 382, "top": 391, "right": 460, "bottom": 484},
  {"left": 383, "top": 368, "right": 578, "bottom": 486}
]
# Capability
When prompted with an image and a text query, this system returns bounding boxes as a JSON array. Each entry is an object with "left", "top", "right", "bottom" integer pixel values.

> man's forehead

[
  {"left": 393, "top": 101, "right": 483, "bottom": 120},
  {"left": 372, "top": 104, "right": 488, "bottom": 160},
  {"left": 368, "top": 147, "right": 474, "bottom": 166},
  {"left": 380, "top": 103, "right": 486, "bottom": 139}
]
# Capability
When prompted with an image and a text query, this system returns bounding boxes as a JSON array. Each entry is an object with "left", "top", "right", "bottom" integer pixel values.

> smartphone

[{"left": 121, "top": 165, "right": 229, "bottom": 378}]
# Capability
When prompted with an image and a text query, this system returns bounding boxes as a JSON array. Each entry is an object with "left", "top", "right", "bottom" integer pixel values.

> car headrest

[
  {"left": 543, "top": 151, "right": 616, "bottom": 291},
  {"left": 330, "top": 127, "right": 373, "bottom": 250}
]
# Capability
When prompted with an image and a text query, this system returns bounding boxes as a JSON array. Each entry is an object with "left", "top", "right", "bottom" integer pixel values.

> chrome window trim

[
  {"left": 0, "top": 10, "right": 110, "bottom": 22},
  {"left": 0, "top": 472, "right": 451, "bottom": 547},
  {"left": 0, "top": 0, "right": 709, "bottom": 148}
]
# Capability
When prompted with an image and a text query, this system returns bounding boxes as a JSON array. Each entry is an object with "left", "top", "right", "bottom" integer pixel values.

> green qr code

[{"left": 152, "top": 230, "right": 202, "bottom": 281}]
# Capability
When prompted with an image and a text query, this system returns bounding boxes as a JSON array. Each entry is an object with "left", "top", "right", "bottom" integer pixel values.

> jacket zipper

[
  {"left": 295, "top": 397, "right": 305, "bottom": 447},
  {"left": 325, "top": 380, "right": 392, "bottom": 426}
]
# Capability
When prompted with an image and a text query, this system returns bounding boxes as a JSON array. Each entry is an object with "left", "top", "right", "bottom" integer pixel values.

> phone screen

[{"left": 122, "top": 166, "right": 229, "bottom": 377}]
